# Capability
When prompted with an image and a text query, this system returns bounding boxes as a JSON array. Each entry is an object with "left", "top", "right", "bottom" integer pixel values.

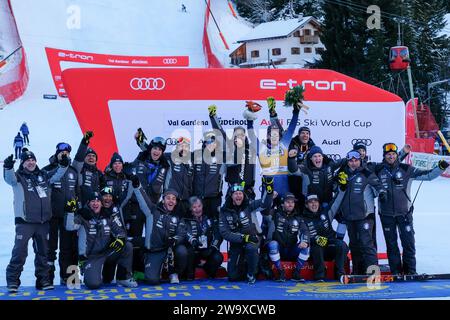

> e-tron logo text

[
  {"left": 57, "top": 52, "right": 94, "bottom": 61},
  {"left": 163, "top": 58, "right": 178, "bottom": 64},
  {"left": 351, "top": 138, "right": 372, "bottom": 146},
  {"left": 130, "top": 78, "right": 165, "bottom": 90},
  {"left": 260, "top": 79, "right": 346, "bottom": 91}
]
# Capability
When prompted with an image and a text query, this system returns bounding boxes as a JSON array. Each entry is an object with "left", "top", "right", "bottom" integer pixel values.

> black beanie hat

[
  {"left": 20, "top": 150, "right": 36, "bottom": 163},
  {"left": 298, "top": 126, "right": 311, "bottom": 135},
  {"left": 87, "top": 191, "right": 101, "bottom": 202},
  {"left": 353, "top": 142, "right": 367, "bottom": 152},
  {"left": 86, "top": 148, "right": 97, "bottom": 159},
  {"left": 110, "top": 152, "right": 123, "bottom": 165}
]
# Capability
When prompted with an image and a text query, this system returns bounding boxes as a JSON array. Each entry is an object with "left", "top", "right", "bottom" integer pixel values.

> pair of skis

[{"left": 340, "top": 273, "right": 450, "bottom": 284}]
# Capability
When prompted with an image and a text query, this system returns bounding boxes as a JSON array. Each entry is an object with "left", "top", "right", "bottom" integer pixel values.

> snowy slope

[{"left": 0, "top": 1, "right": 449, "bottom": 288}]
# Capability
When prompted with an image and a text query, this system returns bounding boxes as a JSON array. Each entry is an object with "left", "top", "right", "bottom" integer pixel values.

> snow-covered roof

[{"left": 237, "top": 16, "right": 319, "bottom": 43}]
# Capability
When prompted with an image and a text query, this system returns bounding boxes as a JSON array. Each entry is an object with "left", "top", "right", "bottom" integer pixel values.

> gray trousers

[
  {"left": 6, "top": 222, "right": 50, "bottom": 287},
  {"left": 83, "top": 242, "right": 133, "bottom": 289}
]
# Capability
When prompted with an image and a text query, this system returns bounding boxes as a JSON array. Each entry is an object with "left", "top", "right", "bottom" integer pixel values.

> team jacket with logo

[
  {"left": 4, "top": 164, "right": 67, "bottom": 223},
  {"left": 268, "top": 209, "right": 309, "bottom": 248},
  {"left": 375, "top": 161, "right": 443, "bottom": 216},
  {"left": 73, "top": 139, "right": 104, "bottom": 205},
  {"left": 133, "top": 186, "right": 186, "bottom": 252},
  {"left": 65, "top": 207, "right": 126, "bottom": 257},
  {"left": 43, "top": 155, "right": 79, "bottom": 217},
  {"left": 219, "top": 192, "right": 272, "bottom": 244},
  {"left": 339, "top": 166, "right": 384, "bottom": 221},
  {"left": 193, "top": 147, "right": 224, "bottom": 198},
  {"left": 301, "top": 191, "right": 346, "bottom": 243},
  {"left": 182, "top": 216, "right": 223, "bottom": 250}
]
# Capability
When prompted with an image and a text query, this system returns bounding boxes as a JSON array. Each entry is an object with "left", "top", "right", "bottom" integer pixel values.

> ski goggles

[
  {"left": 383, "top": 143, "right": 398, "bottom": 153},
  {"left": 151, "top": 136, "right": 166, "bottom": 147},
  {"left": 205, "top": 136, "right": 216, "bottom": 144},
  {"left": 177, "top": 137, "right": 191, "bottom": 145},
  {"left": 56, "top": 142, "right": 72, "bottom": 153},
  {"left": 230, "top": 182, "right": 245, "bottom": 193},
  {"left": 101, "top": 186, "right": 113, "bottom": 196},
  {"left": 346, "top": 150, "right": 361, "bottom": 160}
]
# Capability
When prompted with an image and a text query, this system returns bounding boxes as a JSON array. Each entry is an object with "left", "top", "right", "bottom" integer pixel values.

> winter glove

[
  {"left": 243, "top": 234, "right": 259, "bottom": 244},
  {"left": 109, "top": 237, "right": 125, "bottom": 253},
  {"left": 65, "top": 198, "right": 78, "bottom": 213},
  {"left": 438, "top": 160, "right": 449, "bottom": 170},
  {"left": 267, "top": 97, "right": 277, "bottom": 117},
  {"left": 3, "top": 155, "right": 15, "bottom": 170},
  {"left": 316, "top": 236, "right": 328, "bottom": 247},
  {"left": 337, "top": 171, "right": 348, "bottom": 191},
  {"left": 135, "top": 128, "right": 147, "bottom": 145},
  {"left": 59, "top": 154, "right": 70, "bottom": 167},
  {"left": 130, "top": 174, "right": 140, "bottom": 188},
  {"left": 262, "top": 176, "right": 274, "bottom": 195},
  {"left": 208, "top": 104, "right": 217, "bottom": 117},
  {"left": 83, "top": 131, "right": 93, "bottom": 144},
  {"left": 245, "top": 100, "right": 262, "bottom": 113}
]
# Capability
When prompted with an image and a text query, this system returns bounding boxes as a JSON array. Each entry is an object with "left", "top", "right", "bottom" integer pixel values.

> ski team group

[{"left": 3, "top": 97, "right": 449, "bottom": 293}]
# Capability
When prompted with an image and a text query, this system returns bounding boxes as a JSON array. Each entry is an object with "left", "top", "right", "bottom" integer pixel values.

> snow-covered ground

[{"left": 0, "top": 1, "right": 449, "bottom": 287}]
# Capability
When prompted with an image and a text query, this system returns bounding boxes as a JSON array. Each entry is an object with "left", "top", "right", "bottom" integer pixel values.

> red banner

[
  {"left": 62, "top": 68, "right": 403, "bottom": 169},
  {"left": 45, "top": 47, "right": 189, "bottom": 97}
]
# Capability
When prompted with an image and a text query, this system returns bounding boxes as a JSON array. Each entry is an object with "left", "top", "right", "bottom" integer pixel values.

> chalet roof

[{"left": 237, "top": 16, "right": 319, "bottom": 43}]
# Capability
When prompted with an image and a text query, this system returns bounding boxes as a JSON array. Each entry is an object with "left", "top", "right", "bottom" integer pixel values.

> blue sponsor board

[{"left": 1, "top": 280, "right": 450, "bottom": 300}]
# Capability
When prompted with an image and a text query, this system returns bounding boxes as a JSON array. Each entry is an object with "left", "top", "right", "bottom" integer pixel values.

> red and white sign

[
  {"left": 45, "top": 47, "right": 189, "bottom": 97},
  {"left": 62, "top": 68, "right": 405, "bottom": 170}
]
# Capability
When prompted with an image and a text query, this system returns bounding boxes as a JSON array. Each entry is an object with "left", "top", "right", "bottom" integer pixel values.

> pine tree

[{"left": 408, "top": 0, "right": 450, "bottom": 127}]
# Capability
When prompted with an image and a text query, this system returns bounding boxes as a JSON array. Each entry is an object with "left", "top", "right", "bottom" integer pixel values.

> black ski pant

[
  {"left": 144, "top": 245, "right": 188, "bottom": 284},
  {"left": 310, "top": 238, "right": 348, "bottom": 280},
  {"left": 23, "top": 134, "right": 29, "bottom": 145},
  {"left": 347, "top": 218, "right": 378, "bottom": 275},
  {"left": 380, "top": 212, "right": 416, "bottom": 275},
  {"left": 48, "top": 215, "right": 78, "bottom": 283},
  {"left": 6, "top": 222, "right": 51, "bottom": 288},
  {"left": 124, "top": 205, "right": 146, "bottom": 272},
  {"left": 82, "top": 242, "right": 133, "bottom": 289},
  {"left": 185, "top": 245, "right": 223, "bottom": 279},
  {"left": 227, "top": 242, "right": 259, "bottom": 281}
]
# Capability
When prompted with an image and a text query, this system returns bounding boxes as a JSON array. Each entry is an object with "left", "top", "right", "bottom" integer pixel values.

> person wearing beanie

[
  {"left": 42, "top": 142, "right": 80, "bottom": 285},
  {"left": 372, "top": 143, "right": 449, "bottom": 275},
  {"left": 133, "top": 182, "right": 187, "bottom": 285},
  {"left": 301, "top": 191, "right": 349, "bottom": 281},
  {"left": 266, "top": 192, "right": 310, "bottom": 282},
  {"left": 288, "top": 145, "right": 341, "bottom": 211},
  {"left": 3, "top": 149, "right": 69, "bottom": 292},
  {"left": 65, "top": 191, "right": 137, "bottom": 289},
  {"left": 72, "top": 131, "right": 105, "bottom": 205},
  {"left": 135, "top": 129, "right": 194, "bottom": 218},
  {"left": 208, "top": 104, "right": 256, "bottom": 200},
  {"left": 219, "top": 176, "right": 274, "bottom": 284}
]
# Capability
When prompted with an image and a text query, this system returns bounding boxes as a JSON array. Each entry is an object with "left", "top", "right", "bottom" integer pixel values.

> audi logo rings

[
  {"left": 326, "top": 154, "right": 342, "bottom": 161},
  {"left": 163, "top": 58, "right": 178, "bottom": 64},
  {"left": 130, "top": 78, "right": 165, "bottom": 90},
  {"left": 351, "top": 138, "right": 372, "bottom": 146}
]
